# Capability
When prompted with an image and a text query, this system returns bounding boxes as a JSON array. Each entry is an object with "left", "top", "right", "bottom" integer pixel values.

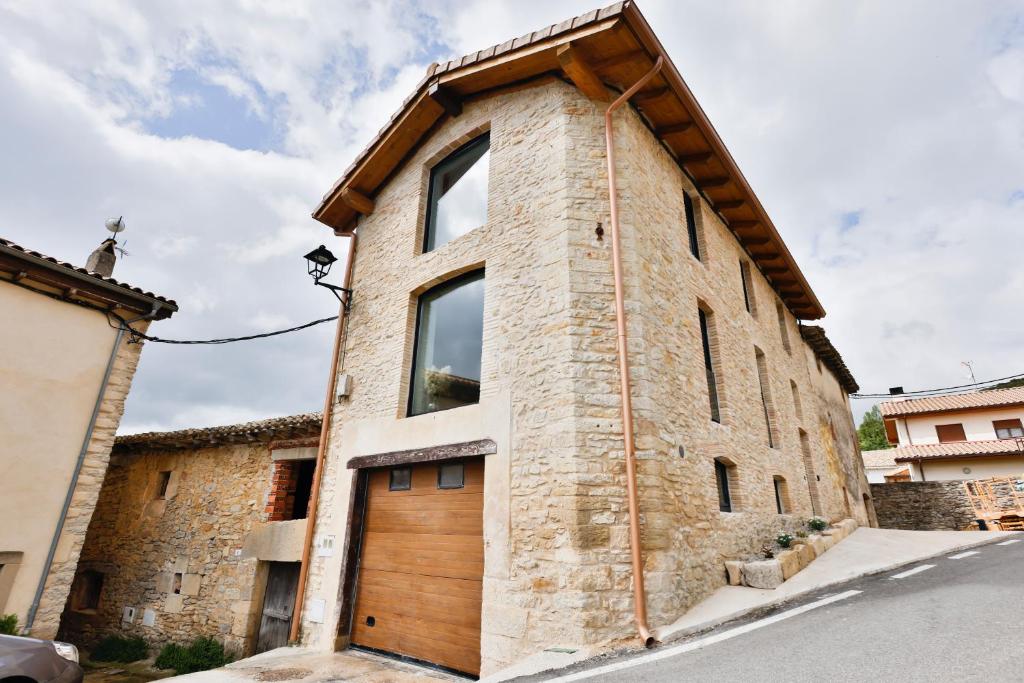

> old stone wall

[
  {"left": 301, "top": 78, "right": 871, "bottom": 674},
  {"left": 30, "top": 317, "right": 151, "bottom": 640},
  {"left": 58, "top": 442, "right": 275, "bottom": 655},
  {"left": 870, "top": 481, "right": 978, "bottom": 530}
]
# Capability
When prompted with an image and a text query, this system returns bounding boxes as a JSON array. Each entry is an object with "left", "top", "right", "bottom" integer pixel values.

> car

[{"left": 0, "top": 634, "right": 84, "bottom": 683}]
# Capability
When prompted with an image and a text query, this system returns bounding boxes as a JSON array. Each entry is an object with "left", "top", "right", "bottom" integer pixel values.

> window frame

[
  {"left": 773, "top": 476, "right": 788, "bottom": 514},
  {"left": 775, "top": 301, "right": 792, "bottom": 355},
  {"left": 406, "top": 269, "right": 486, "bottom": 418},
  {"left": 715, "top": 459, "right": 732, "bottom": 512},
  {"left": 684, "top": 192, "right": 702, "bottom": 261},
  {"left": 698, "top": 307, "right": 721, "bottom": 423},
  {"left": 423, "top": 133, "right": 491, "bottom": 253},
  {"left": 739, "top": 260, "right": 756, "bottom": 316},
  {"left": 437, "top": 462, "right": 465, "bottom": 490},
  {"left": 389, "top": 467, "right": 412, "bottom": 492},
  {"left": 755, "top": 347, "right": 777, "bottom": 448},
  {"left": 994, "top": 419, "right": 1024, "bottom": 440},
  {"left": 935, "top": 423, "right": 967, "bottom": 443},
  {"left": 156, "top": 471, "right": 171, "bottom": 500}
]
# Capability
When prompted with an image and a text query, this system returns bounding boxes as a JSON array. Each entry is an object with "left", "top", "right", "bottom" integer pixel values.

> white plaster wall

[
  {"left": 919, "top": 456, "right": 1024, "bottom": 481},
  {"left": 905, "top": 406, "right": 1024, "bottom": 444},
  {"left": 0, "top": 283, "right": 118, "bottom": 624}
]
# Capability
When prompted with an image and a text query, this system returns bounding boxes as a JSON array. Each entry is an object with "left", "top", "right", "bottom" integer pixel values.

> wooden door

[
  {"left": 351, "top": 458, "right": 484, "bottom": 676},
  {"left": 256, "top": 561, "right": 300, "bottom": 654}
]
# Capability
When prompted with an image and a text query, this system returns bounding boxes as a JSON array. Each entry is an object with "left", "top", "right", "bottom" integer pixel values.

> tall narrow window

[
  {"left": 775, "top": 301, "right": 791, "bottom": 354},
  {"left": 424, "top": 134, "right": 490, "bottom": 252},
  {"left": 715, "top": 459, "right": 732, "bottom": 512},
  {"left": 773, "top": 476, "right": 789, "bottom": 514},
  {"left": 739, "top": 260, "right": 756, "bottom": 316},
  {"left": 790, "top": 380, "right": 803, "bottom": 421},
  {"left": 156, "top": 471, "right": 171, "bottom": 500},
  {"left": 70, "top": 570, "right": 104, "bottom": 612},
  {"left": 684, "top": 192, "right": 701, "bottom": 260},
  {"left": 755, "top": 347, "right": 776, "bottom": 448},
  {"left": 409, "top": 271, "right": 485, "bottom": 416},
  {"left": 698, "top": 308, "right": 721, "bottom": 423}
]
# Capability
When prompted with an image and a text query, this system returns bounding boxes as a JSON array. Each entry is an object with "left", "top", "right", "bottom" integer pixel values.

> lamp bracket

[{"left": 314, "top": 279, "right": 352, "bottom": 310}]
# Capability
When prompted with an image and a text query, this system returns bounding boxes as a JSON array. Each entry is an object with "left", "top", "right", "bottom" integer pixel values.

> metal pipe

[
  {"left": 24, "top": 303, "right": 163, "bottom": 634},
  {"left": 290, "top": 232, "right": 357, "bottom": 643},
  {"left": 604, "top": 55, "right": 663, "bottom": 649}
]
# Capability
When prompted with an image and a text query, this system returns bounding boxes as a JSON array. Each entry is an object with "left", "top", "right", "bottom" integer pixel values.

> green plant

[
  {"left": 90, "top": 635, "right": 149, "bottom": 662},
  {"left": 0, "top": 614, "right": 18, "bottom": 635},
  {"left": 776, "top": 532, "right": 794, "bottom": 548},
  {"left": 796, "top": 530, "right": 808, "bottom": 538},
  {"left": 155, "top": 637, "right": 230, "bottom": 674},
  {"left": 761, "top": 543, "right": 775, "bottom": 559},
  {"left": 808, "top": 516, "right": 828, "bottom": 532}
]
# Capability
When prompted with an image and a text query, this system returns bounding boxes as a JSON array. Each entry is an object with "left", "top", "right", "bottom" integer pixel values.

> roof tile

[
  {"left": 115, "top": 412, "right": 322, "bottom": 452},
  {"left": 881, "top": 386, "right": 1024, "bottom": 418},
  {"left": 892, "top": 438, "right": 1024, "bottom": 462}
]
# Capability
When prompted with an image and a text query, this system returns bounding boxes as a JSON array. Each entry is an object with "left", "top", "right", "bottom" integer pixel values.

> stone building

[
  {"left": 290, "top": 3, "right": 873, "bottom": 678},
  {"left": 58, "top": 413, "right": 322, "bottom": 657},
  {"left": 0, "top": 236, "right": 176, "bottom": 639}
]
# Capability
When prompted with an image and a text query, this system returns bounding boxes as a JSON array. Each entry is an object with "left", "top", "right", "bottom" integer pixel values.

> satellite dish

[{"left": 104, "top": 216, "right": 126, "bottom": 234}]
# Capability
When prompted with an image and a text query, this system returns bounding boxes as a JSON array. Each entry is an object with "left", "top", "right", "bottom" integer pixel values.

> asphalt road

[{"left": 537, "top": 536, "right": 1024, "bottom": 683}]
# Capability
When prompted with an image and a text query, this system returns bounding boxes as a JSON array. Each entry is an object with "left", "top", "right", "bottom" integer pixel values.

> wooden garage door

[{"left": 351, "top": 458, "right": 483, "bottom": 676}]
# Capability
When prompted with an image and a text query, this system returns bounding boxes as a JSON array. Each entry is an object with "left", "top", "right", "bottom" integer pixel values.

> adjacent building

[
  {"left": 0, "top": 236, "right": 176, "bottom": 638},
  {"left": 871, "top": 386, "right": 1024, "bottom": 482},
  {"left": 293, "top": 3, "right": 872, "bottom": 677},
  {"left": 57, "top": 414, "right": 322, "bottom": 656}
]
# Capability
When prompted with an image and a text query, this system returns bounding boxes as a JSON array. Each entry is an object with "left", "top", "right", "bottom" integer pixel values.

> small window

[
  {"left": 739, "top": 261, "right": 756, "bottom": 316},
  {"left": 156, "top": 471, "right": 171, "bottom": 499},
  {"left": 438, "top": 463, "right": 464, "bottom": 489},
  {"left": 172, "top": 572, "right": 182, "bottom": 595},
  {"left": 698, "top": 308, "right": 721, "bottom": 423},
  {"left": 424, "top": 134, "right": 490, "bottom": 252},
  {"left": 773, "top": 476, "right": 789, "bottom": 514},
  {"left": 994, "top": 419, "right": 1024, "bottom": 439},
  {"left": 755, "top": 348, "right": 776, "bottom": 448},
  {"left": 408, "top": 271, "right": 485, "bottom": 416},
  {"left": 775, "top": 302, "right": 791, "bottom": 354},
  {"left": 936, "top": 423, "right": 967, "bottom": 443},
  {"left": 715, "top": 459, "right": 732, "bottom": 512},
  {"left": 790, "top": 380, "right": 803, "bottom": 421},
  {"left": 291, "top": 460, "right": 316, "bottom": 519},
  {"left": 684, "top": 192, "right": 701, "bottom": 260},
  {"left": 70, "top": 570, "right": 104, "bottom": 612},
  {"left": 389, "top": 467, "right": 412, "bottom": 491}
]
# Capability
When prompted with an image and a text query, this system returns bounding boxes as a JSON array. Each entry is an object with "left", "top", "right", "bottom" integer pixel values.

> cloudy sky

[{"left": 2, "top": 1, "right": 1022, "bottom": 433}]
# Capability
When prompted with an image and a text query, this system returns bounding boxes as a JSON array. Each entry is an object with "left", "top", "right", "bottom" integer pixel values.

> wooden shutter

[{"left": 935, "top": 423, "right": 966, "bottom": 443}]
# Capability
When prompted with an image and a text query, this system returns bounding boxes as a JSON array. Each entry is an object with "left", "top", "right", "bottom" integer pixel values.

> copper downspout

[
  {"left": 604, "top": 55, "right": 663, "bottom": 649},
  {"left": 290, "top": 232, "right": 358, "bottom": 644}
]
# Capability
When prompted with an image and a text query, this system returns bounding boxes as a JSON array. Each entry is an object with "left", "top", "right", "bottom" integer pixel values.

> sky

[{"left": 1, "top": 0, "right": 1022, "bottom": 433}]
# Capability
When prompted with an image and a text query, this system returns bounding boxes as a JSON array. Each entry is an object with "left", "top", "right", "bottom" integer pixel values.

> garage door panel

[{"left": 351, "top": 458, "right": 484, "bottom": 676}]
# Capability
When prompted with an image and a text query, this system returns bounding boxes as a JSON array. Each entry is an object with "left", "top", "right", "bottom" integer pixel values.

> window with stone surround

[
  {"left": 754, "top": 347, "right": 778, "bottom": 448},
  {"left": 698, "top": 305, "right": 723, "bottom": 424},
  {"left": 70, "top": 569, "right": 104, "bottom": 613},
  {"left": 773, "top": 476, "right": 791, "bottom": 514},
  {"left": 424, "top": 133, "right": 490, "bottom": 252},
  {"left": 408, "top": 270, "right": 485, "bottom": 417},
  {"left": 156, "top": 470, "right": 171, "bottom": 499},
  {"left": 790, "top": 380, "right": 803, "bottom": 422},
  {"left": 715, "top": 459, "right": 733, "bottom": 512},
  {"left": 739, "top": 260, "right": 756, "bottom": 316},
  {"left": 266, "top": 459, "right": 317, "bottom": 521},
  {"left": 775, "top": 301, "right": 791, "bottom": 355},
  {"left": 684, "top": 191, "right": 705, "bottom": 261}
]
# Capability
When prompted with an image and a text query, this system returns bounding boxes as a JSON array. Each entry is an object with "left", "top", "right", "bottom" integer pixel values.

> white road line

[
  {"left": 889, "top": 564, "right": 935, "bottom": 579},
  {"left": 996, "top": 539, "right": 1021, "bottom": 546},
  {"left": 948, "top": 550, "right": 981, "bottom": 559},
  {"left": 544, "top": 590, "right": 862, "bottom": 682}
]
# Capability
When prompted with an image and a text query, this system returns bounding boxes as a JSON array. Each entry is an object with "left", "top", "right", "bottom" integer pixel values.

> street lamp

[{"left": 304, "top": 245, "right": 351, "bottom": 307}]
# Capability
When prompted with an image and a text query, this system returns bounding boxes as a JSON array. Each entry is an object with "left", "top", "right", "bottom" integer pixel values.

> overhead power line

[
  {"left": 109, "top": 312, "right": 339, "bottom": 345},
  {"left": 852, "top": 371, "right": 1024, "bottom": 400}
]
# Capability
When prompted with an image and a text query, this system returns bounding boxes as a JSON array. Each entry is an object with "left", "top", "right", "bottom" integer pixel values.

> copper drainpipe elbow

[
  {"left": 604, "top": 55, "right": 663, "bottom": 649},
  {"left": 290, "top": 232, "right": 358, "bottom": 644}
]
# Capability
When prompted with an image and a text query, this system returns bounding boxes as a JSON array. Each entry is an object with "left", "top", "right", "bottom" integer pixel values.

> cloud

[{"left": 1, "top": 0, "right": 1022, "bottom": 432}]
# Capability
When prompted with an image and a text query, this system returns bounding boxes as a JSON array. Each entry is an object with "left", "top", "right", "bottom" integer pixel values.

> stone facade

[
  {"left": 58, "top": 416, "right": 320, "bottom": 656},
  {"left": 870, "top": 482, "right": 980, "bottom": 530},
  {"left": 300, "top": 76, "right": 872, "bottom": 676}
]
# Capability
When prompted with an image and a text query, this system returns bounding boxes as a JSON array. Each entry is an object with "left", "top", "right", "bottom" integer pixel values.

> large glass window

[
  {"left": 424, "top": 134, "right": 490, "bottom": 252},
  {"left": 408, "top": 271, "right": 485, "bottom": 416}
]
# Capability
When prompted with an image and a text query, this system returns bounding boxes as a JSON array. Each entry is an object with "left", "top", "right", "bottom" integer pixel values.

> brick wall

[
  {"left": 870, "top": 481, "right": 977, "bottom": 530},
  {"left": 266, "top": 460, "right": 299, "bottom": 521}
]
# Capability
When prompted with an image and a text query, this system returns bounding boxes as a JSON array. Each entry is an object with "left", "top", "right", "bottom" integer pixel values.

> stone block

[
  {"left": 795, "top": 542, "right": 816, "bottom": 569},
  {"left": 807, "top": 535, "right": 826, "bottom": 556},
  {"left": 742, "top": 560, "right": 783, "bottom": 589},
  {"left": 725, "top": 560, "right": 743, "bottom": 586},
  {"left": 164, "top": 593, "right": 184, "bottom": 614},
  {"left": 821, "top": 535, "right": 835, "bottom": 551},
  {"left": 776, "top": 549, "right": 801, "bottom": 580},
  {"left": 181, "top": 573, "right": 202, "bottom": 596},
  {"left": 155, "top": 572, "right": 173, "bottom": 593}
]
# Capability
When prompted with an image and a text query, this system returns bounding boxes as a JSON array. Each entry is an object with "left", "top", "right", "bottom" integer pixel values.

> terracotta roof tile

[
  {"left": 892, "top": 439, "right": 1024, "bottom": 463},
  {"left": 0, "top": 236, "right": 177, "bottom": 309},
  {"left": 115, "top": 412, "right": 322, "bottom": 452},
  {"left": 799, "top": 325, "right": 858, "bottom": 394},
  {"left": 880, "top": 386, "right": 1024, "bottom": 418}
]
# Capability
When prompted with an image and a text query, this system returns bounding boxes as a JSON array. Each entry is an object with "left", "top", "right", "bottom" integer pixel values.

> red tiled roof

[
  {"left": 880, "top": 386, "right": 1024, "bottom": 418},
  {"left": 114, "top": 412, "right": 322, "bottom": 452},
  {"left": 0, "top": 236, "right": 177, "bottom": 317},
  {"left": 892, "top": 439, "right": 1024, "bottom": 463}
]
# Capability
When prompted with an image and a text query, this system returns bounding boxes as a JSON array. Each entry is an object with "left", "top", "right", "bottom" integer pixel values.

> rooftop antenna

[
  {"left": 961, "top": 360, "right": 976, "bottom": 384},
  {"left": 104, "top": 216, "right": 130, "bottom": 258}
]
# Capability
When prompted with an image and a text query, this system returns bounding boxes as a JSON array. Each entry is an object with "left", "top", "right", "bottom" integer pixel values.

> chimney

[
  {"left": 888, "top": 386, "right": 904, "bottom": 396},
  {"left": 86, "top": 238, "right": 118, "bottom": 277}
]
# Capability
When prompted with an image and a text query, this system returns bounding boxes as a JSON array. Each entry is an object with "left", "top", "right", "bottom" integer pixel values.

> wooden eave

[
  {"left": 313, "top": 1, "right": 826, "bottom": 319},
  {"left": 799, "top": 325, "right": 859, "bottom": 394}
]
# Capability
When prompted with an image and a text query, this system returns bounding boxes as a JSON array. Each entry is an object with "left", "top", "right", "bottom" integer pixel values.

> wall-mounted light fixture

[{"left": 304, "top": 245, "right": 352, "bottom": 308}]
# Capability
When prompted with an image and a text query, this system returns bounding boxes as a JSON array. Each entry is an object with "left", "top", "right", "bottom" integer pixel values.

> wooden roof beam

[
  {"left": 591, "top": 49, "right": 648, "bottom": 72},
  {"left": 740, "top": 236, "right": 771, "bottom": 247},
  {"left": 340, "top": 188, "right": 375, "bottom": 215},
  {"left": 730, "top": 220, "right": 761, "bottom": 230},
  {"left": 714, "top": 199, "right": 745, "bottom": 210},
  {"left": 632, "top": 86, "right": 670, "bottom": 104},
  {"left": 427, "top": 83, "right": 462, "bottom": 117},
  {"left": 695, "top": 176, "right": 730, "bottom": 189},
  {"left": 678, "top": 151, "right": 714, "bottom": 165},
  {"left": 557, "top": 43, "right": 611, "bottom": 102},
  {"left": 655, "top": 121, "right": 692, "bottom": 136}
]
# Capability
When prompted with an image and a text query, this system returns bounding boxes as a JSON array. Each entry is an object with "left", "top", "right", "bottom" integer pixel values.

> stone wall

[
  {"left": 301, "top": 78, "right": 872, "bottom": 675},
  {"left": 58, "top": 442, "right": 275, "bottom": 655},
  {"left": 870, "top": 481, "right": 978, "bottom": 530}
]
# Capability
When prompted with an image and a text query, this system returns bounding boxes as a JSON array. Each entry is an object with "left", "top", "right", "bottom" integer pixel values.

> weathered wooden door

[
  {"left": 350, "top": 458, "right": 484, "bottom": 676},
  {"left": 256, "top": 561, "right": 300, "bottom": 654}
]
